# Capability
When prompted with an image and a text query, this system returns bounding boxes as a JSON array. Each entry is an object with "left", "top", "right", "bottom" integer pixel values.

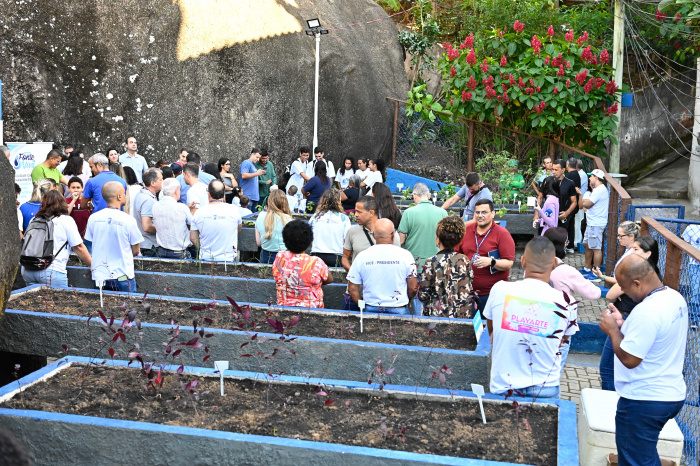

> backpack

[{"left": 19, "top": 216, "right": 69, "bottom": 271}]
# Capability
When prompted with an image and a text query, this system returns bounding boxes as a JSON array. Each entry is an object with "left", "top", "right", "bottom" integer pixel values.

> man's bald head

[
  {"left": 618, "top": 253, "right": 655, "bottom": 282},
  {"left": 521, "top": 236, "right": 557, "bottom": 277},
  {"left": 102, "top": 181, "right": 126, "bottom": 207},
  {"left": 373, "top": 218, "right": 396, "bottom": 244}
]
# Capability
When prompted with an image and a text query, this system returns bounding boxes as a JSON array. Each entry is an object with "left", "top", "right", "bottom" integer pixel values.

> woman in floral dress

[{"left": 418, "top": 215, "right": 473, "bottom": 317}]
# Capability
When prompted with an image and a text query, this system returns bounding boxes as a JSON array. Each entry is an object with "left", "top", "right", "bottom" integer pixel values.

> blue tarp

[{"left": 385, "top": 168, "right": 452, "bottom": 193}]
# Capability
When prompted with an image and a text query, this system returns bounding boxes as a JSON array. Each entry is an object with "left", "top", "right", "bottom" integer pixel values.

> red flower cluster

[
  {"left": 500, "top": 55, "right": 507, "bottom": 67},
  {"left": 518, "top": 77, "right": 526, "bottom": 88},
  {"left": 462, "top": 90, "right": 472, "bottom": 102},
  {"left": 594, "top": 78, "right": 605, "bottom": 89},
  {"left": 463, "top": 33, "right": 474, "bottom": 49},
  {"left": 675, "top": 12, "right": 681, "bottom": 23},
  {"left": 604, "top": 102, "right": 618, "bottom": 116},
  {"left": 575, "top": 69, "right": 589, "bottom": 85},
  {"left": 600, "top": 49, "right": 610, "bottom": 65},
  {"left": 485, "top": 87, "right": 498, "bottom": 99},
  {"left": 466, "top": 48, "right": 476, "bottom": 65},
  {"left": 514, "top": 20, "right": 525, "bottom": 33},
  {"left": 509, "top": 74, "right": 515, "bottom": 86},
  {"left": 552, "top": 53, "right": 564, "bottom": 67},
  {"left": 447, "top": 45, "right": 460, "bottom": 61},
  {"left": 451, "top": 66, "right": 456, "bottom": 77},
  {"left": 656, "top": 10, "right": 666, "bottom": 22},
  {"left": 525, "top": 87, "right": 535, "bottom": 95},
  {"left": 547, "top": 25, "right": 555, "bottom": 37},
  {"left": 450, "top": 98, "right": 454, "bottom": 106},
  {"left": 566, "top": 79, "right": 571, "bottom": 88},
  {"left": 584, "top": 78, "right": 593, "bottom": 94},
  {"left": 467, "top": 76, "right": 478, "bottom": 90},
  {"left": 576, "top": 31, "right": 589, "bottom": 46},
  {"left": 532, "top": 35, "right": 542, "bottom": 54},
  {"left": 565, "top": 30, "right": 574, "bottom": 42},
  {"left": 442, "top": 42, "right": 451, "bottom": 51},
  {"left": 544, "top": 55, "right": 550, "bottom": 65},
  {"left": 481, "top": 59, "right": 490, "bottom": 73},
  {"left": 581, "top": 46, "right": 597, "bottom": 65},
  {"left": 557, "top": 64, "right": 565, "bottom": 76},
  {"left": 534, "top": 101, "right": 546, "bottom": 114},
  {"left": 605, "top": 79, "right": 618, "bottom": 96},
  {"left": 566, "top": 60, "right": 571, "bottom": 69},
  {"left": 497, "top": 92, "right": 510, "bottom": 103},
  {"left": 553, "top": 86, "right": 559, "bottom": 95}
]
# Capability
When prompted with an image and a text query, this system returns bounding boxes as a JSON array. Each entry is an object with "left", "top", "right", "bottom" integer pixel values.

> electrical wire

[{"left": 325, "top": 3, "right": 422, "bottom": 32}]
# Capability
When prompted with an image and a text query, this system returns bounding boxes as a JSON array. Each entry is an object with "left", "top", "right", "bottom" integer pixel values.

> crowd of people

[{"left": 8, "top": 141, "right": 689, "bottom": 465}]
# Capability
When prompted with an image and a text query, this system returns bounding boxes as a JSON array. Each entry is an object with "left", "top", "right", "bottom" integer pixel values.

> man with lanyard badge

[
  {"left": 441, "top": 172, "right": 493, "bottom": 225},
  {"left": 455, "top": 199, "right": 515, "bottom": 317}
]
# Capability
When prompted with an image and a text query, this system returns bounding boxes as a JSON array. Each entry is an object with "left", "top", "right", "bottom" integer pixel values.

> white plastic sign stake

[
  {"left": 471, "top": 384, "right": 487, "bottom": 424},
  {"left": 358, "top": 300, "right": 365, "bottom": 333},
  {"left": 214, "top": 360, "right": 229, "bottom": 396},
  {"left": 96, "top": 280, "right": 105, "bottom": 308},
  {"left": 396, "top": 183, "right": 404, "bottom": 191},
  {"left": 527, "top": 196, "right": 536, "bottom": 207}
]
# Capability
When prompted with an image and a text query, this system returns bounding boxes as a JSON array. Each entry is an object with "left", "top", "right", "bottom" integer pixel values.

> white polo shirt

[
  {"left": 152, "top": 196, "right": 192, "bottom": 251},
  {"left": 191, "top": 202, "right": 242, "bottom": 262},
  {"left": 347, "top": 244, "right": 416, "bottom": 306},
  {"left": 85, "top": 208, "right": 143, "bottom": 281}
]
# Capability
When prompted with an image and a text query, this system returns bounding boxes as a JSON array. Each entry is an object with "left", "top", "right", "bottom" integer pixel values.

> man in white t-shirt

[
  {"left": 312, "top": 147, "right": 335, "bottom": 181},
  {"left": 577, "top": 169, "right": 609, "bottom": 275},
  {"left": 600, "top": 254, "right": 688, "bottom": 465},
  {"left": 132, "top": 168, "right": 163, "bottom": 257},
  {"left": 183, "top": 162, "right": 209, "bottom": 214},
  {"left": 190, "top": 180, "right": 243, "bottom": 262},
  {"left": 152, "top": 178, "right": 194, "bottom": 259},
  {"left": 85, "top": 181, "right": 143, "bottom": 292},
  {"left": 288, "top": 147, "right": 312, "bottom": 195},
  {"left": 484, "top": 236, "right": 571, "bottom": 398},
  {"left": 347, "top": 219, "right": 417, "bottom": 315}
]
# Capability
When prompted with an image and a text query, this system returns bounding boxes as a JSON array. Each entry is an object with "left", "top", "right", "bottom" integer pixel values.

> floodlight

[
  {"left": 305, "top": 30, "right": 314, "bottom": 36},
  {"left": 306, "top": 18, "right": 321, "bottom": 29}
]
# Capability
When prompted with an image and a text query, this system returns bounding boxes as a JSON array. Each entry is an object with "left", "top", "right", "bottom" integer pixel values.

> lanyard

[
  {"left": 474, "top": 226, "right": 493, "bottom": 254},
  {"left": 647, "top": 286, "right": 667, "bottom": 298}
]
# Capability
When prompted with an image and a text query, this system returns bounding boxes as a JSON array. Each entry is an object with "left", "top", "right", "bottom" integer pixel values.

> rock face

[
  {"left": 0, "top": 157, "right": 20, "bottom": 321},
  {"left": 0, "top": 0, "right": 408, "bottom": 171}
]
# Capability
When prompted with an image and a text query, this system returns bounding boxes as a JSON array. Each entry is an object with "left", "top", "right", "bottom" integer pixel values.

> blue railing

[{"left": 627, "top": 204, "right": 685, "bottom": 222}]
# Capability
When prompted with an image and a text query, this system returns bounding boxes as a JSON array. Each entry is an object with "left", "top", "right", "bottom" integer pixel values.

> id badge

[{"left": 472, "top": 253, "right": 481, "bottom": 263}]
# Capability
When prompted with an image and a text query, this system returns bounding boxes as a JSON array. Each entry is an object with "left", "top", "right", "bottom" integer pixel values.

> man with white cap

[{"left": 577, "top": 168, "right": 609, "bottom": 277}]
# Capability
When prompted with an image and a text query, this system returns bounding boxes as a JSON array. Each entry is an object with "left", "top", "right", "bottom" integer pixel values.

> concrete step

[{"left": 626, "top": 187, "right": 688, "bottom": 200}]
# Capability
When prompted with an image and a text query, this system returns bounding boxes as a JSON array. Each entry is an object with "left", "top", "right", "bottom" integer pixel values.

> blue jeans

[
  {"left": 21, "top": 268, "right": 68, "bottom": 288},
  {"left": 364, "top": 304, "right": 410, "bottom": 316},
  {"left": 83, "top": 239, "right": 92, "bottom": 255},
  {"left": 600, "top": 335, "right": 615, "bottom": 391},
  {"left": 615, "top": 397, "right": 685, "bottom": 466},
  {"left": 249, "top": 200, "right": 261, "bottom": 212},
  {"left": 494, "top": 385, "right": 560, "bottom": 399},
  {"left": 103, "top": 277, "right": 137, "bottom": 293},
  {"left": 260, "top": 249, "right": 278, "bottom": 265},
  {"left": 158, "top": 247, "right": 191, "bottom": 260},
  {"left": 559, "top": 340, "right": 571, "bottom": 378},
  {"left": 343, "top": 294, "right": 360, "bottom": 311},
  {"left": 472, "top": 294, "right": 489, "bottom": 319},
  {"left": 141, "top": 246, "right": 158, "bottom": 258}
]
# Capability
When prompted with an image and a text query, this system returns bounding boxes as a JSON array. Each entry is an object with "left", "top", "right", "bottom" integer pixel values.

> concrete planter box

[
  {"left": 0, "top": 357, "right": 578, "bottom": 466},
  {"left": 64, "top": 265, "right": 347, "bottom": 309},
  {"left": 0, "top": 286, "right": 491, "bottom": 390}
]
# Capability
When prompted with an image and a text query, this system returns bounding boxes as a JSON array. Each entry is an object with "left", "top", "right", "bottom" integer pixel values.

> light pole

[{"left": 305, "top": 18, "right": 328, "bottom": 151}]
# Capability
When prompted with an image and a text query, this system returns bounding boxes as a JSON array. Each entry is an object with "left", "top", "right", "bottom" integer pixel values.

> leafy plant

[{"left": 407, "top": 22, "right": 622, "bottom": 155}]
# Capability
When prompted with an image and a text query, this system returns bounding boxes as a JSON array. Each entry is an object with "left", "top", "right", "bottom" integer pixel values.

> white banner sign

[{"left": 9, "top": 142, "right": 54, "bottom": 205}]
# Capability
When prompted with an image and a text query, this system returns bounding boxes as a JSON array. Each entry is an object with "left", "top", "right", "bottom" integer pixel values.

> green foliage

[
  {"left": 457, "top": 0, "right": 561, "bottom": 40},
  {"left": 407, "top": 23, "right": 621, "bottom": 155},
  {"left": 474, "top": 150, "right": 535, "bottom": 205},
  {"left": 659, "top": 0, "right": 700, "bottom": 63},
  {"left": 559, "top": 1, "right": 613, "bottom": 50},
  {"left": 402, "top": 187, "right": 414, "bottom": 199},
  {"left": 437, "top": 182, "right": 458, "bottom": 200}
]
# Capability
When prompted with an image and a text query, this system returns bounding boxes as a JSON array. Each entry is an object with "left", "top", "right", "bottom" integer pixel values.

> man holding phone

[{"left": 239, "top": 148, "right": 266, "bottom": 211}]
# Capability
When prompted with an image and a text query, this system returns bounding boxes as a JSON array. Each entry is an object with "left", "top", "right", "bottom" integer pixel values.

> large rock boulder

[
  {"left": 0, "top": 157, "right": 20, "bottom": 321},
  {"left": 0, "top": 0, "right": 408, "bottom": 170}
]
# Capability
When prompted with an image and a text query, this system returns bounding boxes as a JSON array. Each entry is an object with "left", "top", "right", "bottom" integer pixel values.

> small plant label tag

[
  {"left": 527, "top": 196, "right": 537, "bottom": 207},
  {"left": 95, "top": 280, "right": 105, "bottom": 308},
  {"left": 214, "top": 361, "right": 229, "bottom": 396},
  {"left": 358, "top": 300, "right": 365, "bottom": 333},
  {"left": 472, "top": 311, "right": 484, "bottom": 342},
  {"left": 471, "top": 383, "right": 487, "bottom": 424}
]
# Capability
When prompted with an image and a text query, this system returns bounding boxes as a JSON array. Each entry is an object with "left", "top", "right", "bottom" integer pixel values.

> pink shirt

[{"left": 550, "top": 259, "right": 602, "bottom": 335}]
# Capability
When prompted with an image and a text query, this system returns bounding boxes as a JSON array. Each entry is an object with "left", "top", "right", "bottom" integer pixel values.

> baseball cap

[
  {"left": 170, "top": 163, "right": 183, "bottom": 175},
  {"left": 587, "top": 169, "right": 605, "bottom": 180}
]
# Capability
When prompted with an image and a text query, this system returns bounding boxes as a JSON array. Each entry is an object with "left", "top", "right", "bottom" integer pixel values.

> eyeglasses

[
  {"left": 617, "top": 234, "right": 631, "bottom": 238},
  {"left": 474, "top": 210, "right": 492, "bottom": 216}
]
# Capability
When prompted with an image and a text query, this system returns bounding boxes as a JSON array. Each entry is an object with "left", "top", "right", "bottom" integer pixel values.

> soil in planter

[
  {"left": 67, "top": 257, "right": 348, "bottom": 282},
  {"left": 11, "top": 290, "right": 477, "bottom": 351},
  {"left": 2, "top": 365, "right": 558, "bottom": 465}
]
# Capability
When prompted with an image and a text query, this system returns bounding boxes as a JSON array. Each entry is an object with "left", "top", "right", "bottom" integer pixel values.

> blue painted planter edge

[
  {"left": 8, "top": 286, "right": 492, "bottom": 356},
  {"left": 0, "top": 356, "right": 578, "bottom": 466}
]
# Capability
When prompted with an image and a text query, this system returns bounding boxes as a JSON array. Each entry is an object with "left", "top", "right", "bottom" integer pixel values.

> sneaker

[
  {"left": 583, "top": 272, "right": 599, "bottom": 281},
  {"left": 579, "top": 268, "right": 591, "bottom": 275},
  {"left": 565, "top": 248, "right": 575, "bottom": 254}
]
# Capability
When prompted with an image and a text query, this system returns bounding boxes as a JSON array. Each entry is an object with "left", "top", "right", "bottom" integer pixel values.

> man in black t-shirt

[
  {"left": 538, "top": 159, "right": 576, "bottom": 239},
  {"left": 564, "top": 157, "right": 581, "bottom": 252}
]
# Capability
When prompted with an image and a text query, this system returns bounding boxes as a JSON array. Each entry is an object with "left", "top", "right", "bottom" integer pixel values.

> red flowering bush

[{"left": 409, "top": 22, "right": 621, "bottom": 154}]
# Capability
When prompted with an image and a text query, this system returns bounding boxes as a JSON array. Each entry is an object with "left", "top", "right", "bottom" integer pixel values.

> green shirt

[
  {"left": 499, "top": 173, "right": 525, "bottom": 196},
  {"left": 31, "top": 163, "right": 62, "bottom": 185},
  {"left": 254, "top": 161, "right": 277, "bottom": 200},
  {"left": 397, "top": 199, "right": 448, "bottom": 267}
]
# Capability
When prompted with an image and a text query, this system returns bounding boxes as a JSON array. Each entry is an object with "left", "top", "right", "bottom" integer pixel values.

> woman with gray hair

[
  {"left": 340, "top": 174, "right": 362, "bottom": 212},
  {"left": 19, "top": 178, "right": 55, "bottom": 232}
]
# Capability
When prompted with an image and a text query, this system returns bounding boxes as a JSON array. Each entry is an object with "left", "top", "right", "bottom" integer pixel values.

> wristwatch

[{"left": 490, "top": 257, "right": 496, "bottom": 267}]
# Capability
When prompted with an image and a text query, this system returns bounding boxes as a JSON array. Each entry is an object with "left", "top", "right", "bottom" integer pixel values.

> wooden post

[
  {"left": 391, "top": 99, "right": 399, "bottom": 169},
  {"left": 609, "top": 0, "right": 624, "bottom": 174},
  {"left": 664, "top": 242, "right": 682, "bottom": 289},
  {"left": 548, "top": 140, "right": 555, "bottom": 158},
  {"left": 467, "top": 121, "right": 475, "bottom": 172}
]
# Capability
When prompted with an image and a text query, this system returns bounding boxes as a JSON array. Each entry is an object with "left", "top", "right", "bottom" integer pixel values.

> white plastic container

[{"left": 578, "top": 388, "right": 684, "bottom": 466}]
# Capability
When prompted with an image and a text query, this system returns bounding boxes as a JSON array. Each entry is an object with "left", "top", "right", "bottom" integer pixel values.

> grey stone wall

[{"left": 0, "top": 0, "right": 408, "bottom": 169}]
